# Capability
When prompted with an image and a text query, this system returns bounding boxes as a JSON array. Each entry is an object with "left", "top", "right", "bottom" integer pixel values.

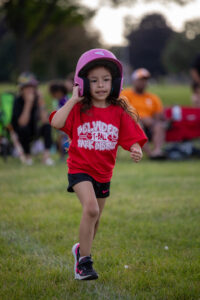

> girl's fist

[
  {"left": 130, "top": 143, "right": 143, "bottom": 163},
  {"left": 71, "top": 85, "right": 84, "bottom": 102}
]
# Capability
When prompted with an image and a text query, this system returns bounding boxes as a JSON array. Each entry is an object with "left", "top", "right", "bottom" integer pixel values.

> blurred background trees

[
  {"left": 112, "top": 13, "right": 200, "bottom": 80},
  {"left": 0, "top": 0, "right": 200, "bottom": 82},
  {"left": 0, "top": 0, "right": 100, "bottom": 81},
  {"left": 162, "top": 19, "right": 200, "bottom": 74},
  {"left": 127, "top": 13, "right": 173, "bottom": 77}
]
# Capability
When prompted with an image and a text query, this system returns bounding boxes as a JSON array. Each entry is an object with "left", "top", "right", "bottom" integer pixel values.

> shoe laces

[{"left": 78, "top": 257, "right": 93, "bottom": 271}]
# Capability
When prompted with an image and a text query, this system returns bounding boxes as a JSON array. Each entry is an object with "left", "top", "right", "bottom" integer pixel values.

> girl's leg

[
  {"left": 93, "top": 198, "right": 106, "bottom": 239},
  {"left": 73, "top": 181, "right": 99, "bottom": 257}
]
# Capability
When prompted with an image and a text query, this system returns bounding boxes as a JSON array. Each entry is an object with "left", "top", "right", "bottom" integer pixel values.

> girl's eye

[{"left": 89, "top": 78, "right": 111, "bottom": 83}]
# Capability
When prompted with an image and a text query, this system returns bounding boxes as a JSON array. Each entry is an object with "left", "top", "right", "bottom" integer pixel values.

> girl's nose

[{"left": 98, "top": 80, "right": 103, "bottom": 87}]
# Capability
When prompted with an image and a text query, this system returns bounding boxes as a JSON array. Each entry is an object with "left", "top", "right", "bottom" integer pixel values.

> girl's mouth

[{"left": 96, "top": 91, "right": 107, "bottom": 94}]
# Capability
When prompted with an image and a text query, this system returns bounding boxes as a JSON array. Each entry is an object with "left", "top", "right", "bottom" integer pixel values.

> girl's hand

[
  {"left": 130, "top": 143, "right": 143, "bottom": 163},
  {"left": 71, "top": 85, "right": 84, "bottom": 103},
  {"left": 51, "top": 85, "right": 83, "bottom": 129}
]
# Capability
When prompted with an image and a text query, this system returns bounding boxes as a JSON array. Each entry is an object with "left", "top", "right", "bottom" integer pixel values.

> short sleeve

[
  {"left": 49, "top": 107, "right": 74, "bottom": 139},
  {"left": 118, "top": 111, "right": 147, "bottom": 151}
]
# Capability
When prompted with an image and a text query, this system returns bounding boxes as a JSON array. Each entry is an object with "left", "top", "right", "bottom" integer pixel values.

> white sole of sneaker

[{"left": 72, "top": 243, "right": 93, "bottom": 280}]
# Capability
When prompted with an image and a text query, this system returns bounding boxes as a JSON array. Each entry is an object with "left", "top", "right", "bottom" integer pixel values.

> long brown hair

[
  {"left": 81, "top": 95, "right": 138, "bottom": 123},
  {"left": 79, "top": 60, "right": 139, "bottom": 123}
]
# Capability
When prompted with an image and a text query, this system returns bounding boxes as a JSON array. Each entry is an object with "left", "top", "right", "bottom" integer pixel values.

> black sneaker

[
  {"left": 77, "top": 256, "right": 98, "bottom": 280},
  {"left": 72, "top": 243, "right": 98, "bottom": 280}
]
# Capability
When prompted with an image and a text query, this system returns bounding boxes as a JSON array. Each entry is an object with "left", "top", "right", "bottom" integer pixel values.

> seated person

[
  {"left": 49, "top": 80, "right": 70, "bottom": 159},
  {"left": 121, "top": 68, "right": 166, "bottom": 158},
  {"left": 190, "top": 53, "right": 200, "bottom": 85},
  {"left": 49, "top": 80, "right": 68, "bottom": 109},
  {"left": 191, "top": 82, "right": 200, "bottom": 107},
  {"left": 190, "top": 54, "right": 200, "bottom": 108},
  {"left": 11, "top": 72, "right": 54, "bottom": 165}
]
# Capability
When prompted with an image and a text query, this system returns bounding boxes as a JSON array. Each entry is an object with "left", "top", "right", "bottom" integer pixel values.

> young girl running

[{"left": 49, "top": 49, "right": 147, "bottom": 280}]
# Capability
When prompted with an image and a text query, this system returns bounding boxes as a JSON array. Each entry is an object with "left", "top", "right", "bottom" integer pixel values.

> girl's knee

[{"left": 84, "top": 203, "right": 99, "bottom": 219}]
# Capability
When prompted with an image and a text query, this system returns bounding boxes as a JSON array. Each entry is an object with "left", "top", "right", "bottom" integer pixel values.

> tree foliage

[
  {"left": 0, "top": 0, "right": 97, "bottom": 79},
  {"left": 127, "top": 14, "right": 173, "bottom": 76},
  {"left": 32, "top": 25, "right": 101, "bottom": 79},
  {"left": 162, "top": 19, "right": 200, "bottom": 73}
]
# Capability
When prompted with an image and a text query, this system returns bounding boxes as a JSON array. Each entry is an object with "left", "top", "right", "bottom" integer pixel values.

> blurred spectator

[
  {"left": 11, "top": 72, "right": 54, "bottom": 165},
  {"left": 190, "top": 54, "right": 200, "bottom": 85},
  {"left": 191, "top": 82, "right": 200, "bottom": 107},
  {"left": 49, "top": 80, "right": 70, "bottom": 160},
  {"left": 121, "top": 68, "right": 166, "bottom": 159},
  {"left": 49, "top": 80, "right": 68, "bottom": 109},
  {"left": 191, "top": 54, "right": 200, "bottom": 107}
]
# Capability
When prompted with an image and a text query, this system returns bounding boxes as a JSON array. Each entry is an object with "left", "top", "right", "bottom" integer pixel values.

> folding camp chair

[
  {"left": 164, "top": 106, "right": 200, "bottom": 159},
  {"left": 0, "top": 92, "right": 25, "bottom": 161}
]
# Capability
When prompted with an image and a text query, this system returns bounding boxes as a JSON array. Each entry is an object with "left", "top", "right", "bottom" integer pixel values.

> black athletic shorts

[{"left": 67, "top": 173, "right": 110, "bottom": 198}]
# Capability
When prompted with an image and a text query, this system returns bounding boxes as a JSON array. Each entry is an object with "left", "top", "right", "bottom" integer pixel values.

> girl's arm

[{"left": 51, "top": 86, "right": 83, "bottom": 129}]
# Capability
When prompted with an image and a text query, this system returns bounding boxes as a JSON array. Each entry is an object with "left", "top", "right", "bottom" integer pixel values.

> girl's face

[{"left": 87, "top": 66, "right": 112, "bottom": 104}]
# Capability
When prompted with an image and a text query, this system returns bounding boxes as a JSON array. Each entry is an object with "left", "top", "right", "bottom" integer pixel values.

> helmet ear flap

[
  {"left": 111, "top": 78, "right": 121, "bottom": 98},
  {"left": 82, "top": 77, "right": 90, "bottom": 97}
]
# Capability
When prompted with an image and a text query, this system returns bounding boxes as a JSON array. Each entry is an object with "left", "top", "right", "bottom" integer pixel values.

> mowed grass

[
  {"left": 0, "top": 152, "right": 200, "bottom": 300},
  {"left": 0, "top": 83, "right": 199, "bottom": 299}
]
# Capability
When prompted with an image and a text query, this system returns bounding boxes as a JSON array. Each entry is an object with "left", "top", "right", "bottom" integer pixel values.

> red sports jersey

[{"left": 49, "top": 103, "right": 147, "bottom": 182}]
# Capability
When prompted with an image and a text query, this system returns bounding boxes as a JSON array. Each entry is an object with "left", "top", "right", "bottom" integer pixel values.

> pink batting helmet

[{"left": 74, "top": 48, "right": 123, "bottom": 97}]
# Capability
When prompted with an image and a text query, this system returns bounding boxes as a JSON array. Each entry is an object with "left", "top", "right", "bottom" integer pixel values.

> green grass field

[
  {"left": 1, "top": 153, "right": 200, "bottom": 300},
  {"left": 0, "top": 82, "right": 192, "bottom": 108},
  {"left": 0, "top": 83, "right": 199, "bottom": 299}
]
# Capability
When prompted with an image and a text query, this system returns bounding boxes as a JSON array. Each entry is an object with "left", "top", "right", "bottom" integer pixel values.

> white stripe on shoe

[
  {"left": 72, "top": 243, "right": 93, "bottom": 280},
  {"left": 72, "top": 243, "right": 80, "bottom": 279}
]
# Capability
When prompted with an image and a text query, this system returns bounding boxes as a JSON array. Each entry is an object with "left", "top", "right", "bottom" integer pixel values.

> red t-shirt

[{"left": 49, "top": 103, "right": 147, "bottom": 182}]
